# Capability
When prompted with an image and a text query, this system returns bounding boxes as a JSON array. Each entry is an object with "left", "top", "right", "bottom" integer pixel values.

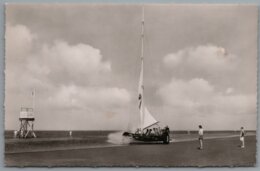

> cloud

[
  {"left": 157, "top": 78, "right": 214, "bottom": 108},
  {"left": 225, "top": 87, "right": 234, "bottom": 94},
  {"left": 157, "top": 77, "right": 256, "bottom": 117},
  {"left": 40, "top": 40, "right": 111, "bottom": 77},
  {"left": 6, "top": 24, "right": 112, "bottom": 87},
  {"left": 5, "top": 24, "right": 113, "bottom": 87},
  {"left": 163, "top": 51, "right": 184, "bottom": 67},
  {"left": 24, "top": 40, "right": 111, "bottom": 87},
  {"left": 6, "top": 24, "right": 36, "bottom": 62},
  {"left": 47, "top": 85, "right": 131, "bottom": 110},
  {"left": 160, "top": 45, "right": 256, "bottom": 116},
  {"left": 163, "top": 45, "right": 237, "bottom": 74},
  {"left": 5, "top": 24, "right": 131, "bottom": 130},
  {"left": 158, "top": 44, "right": 256, "bottom": 130}
]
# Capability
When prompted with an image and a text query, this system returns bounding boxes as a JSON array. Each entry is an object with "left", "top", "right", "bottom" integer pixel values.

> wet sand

[{"left": 5, "top": 135, "right": 256, "bottom": 167}]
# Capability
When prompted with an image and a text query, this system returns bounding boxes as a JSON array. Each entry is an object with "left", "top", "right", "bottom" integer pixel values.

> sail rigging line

[
  {"left": 126, "top": 48, "right": 141, "bottom": 132},
  {"left": 139, "top": 5, "right": 145, "bottom": 130},
  {"left": 143, "top": 121, "right": 159, "bottom": 130}
]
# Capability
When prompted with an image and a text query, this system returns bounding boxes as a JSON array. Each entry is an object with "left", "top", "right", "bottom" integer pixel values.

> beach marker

[{"left": 13, "top": 130, "right": 18, "bottom": 138}]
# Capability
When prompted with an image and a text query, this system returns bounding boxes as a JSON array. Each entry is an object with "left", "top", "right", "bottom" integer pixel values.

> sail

[
  {"left": 138, "top": 57, "right": 144, "bottom": 126},
  {"left": 142, "top": 107, "right": 159, "bottom": 130},
  {"left": 138, "top": 59, "right": 144, "bottom": 110},
  {"left": 137, "top": 6, "right": 158, "bottom": 131},
  {"left": 138, "top": 59, "right": 158, "bottom": 130}
]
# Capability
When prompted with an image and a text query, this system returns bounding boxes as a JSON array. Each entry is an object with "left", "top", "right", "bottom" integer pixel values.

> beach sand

[{"left": 5, "top": 135, "right": 256, "bottom": 167}]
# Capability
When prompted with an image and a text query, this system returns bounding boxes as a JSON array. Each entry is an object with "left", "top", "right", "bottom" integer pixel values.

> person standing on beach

[
  {"left": 240, "top": 127, "right": 245, "bottom": 148},
  {"left": 198, "top": 125, "right": 204, "bottom": 150}
]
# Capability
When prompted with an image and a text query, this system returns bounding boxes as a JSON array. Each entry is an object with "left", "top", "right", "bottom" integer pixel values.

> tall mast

[
  {"left": 141, "top": 6, "right": 144, "bottom": 60},
  {"left": 140, "top": 6, "right": 145, "bottom": 130},
  {"left": 138, "top": 6, "right": 159, "bottom": 131}
]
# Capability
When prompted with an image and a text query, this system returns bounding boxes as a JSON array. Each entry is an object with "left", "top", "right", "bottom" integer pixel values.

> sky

[{"left": 5, "top": 4, "right": 257, "bottom": 130}]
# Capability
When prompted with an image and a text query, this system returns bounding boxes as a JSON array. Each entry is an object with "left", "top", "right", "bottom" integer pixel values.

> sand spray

[{"left": 107, "top": 131, "right": 132, "bottom": 145}]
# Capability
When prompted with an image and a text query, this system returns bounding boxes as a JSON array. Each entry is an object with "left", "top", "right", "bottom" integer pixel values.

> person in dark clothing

[
  {"left": 240, "top": 127, "right": 245, "bottom": 148},
  {"left": 198, "top": 125, "right": 204, "bottom": 150}
]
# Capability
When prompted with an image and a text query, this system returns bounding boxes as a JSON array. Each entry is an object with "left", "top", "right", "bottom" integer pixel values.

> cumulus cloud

[
  {"left": 6, "top": 24, "right": 112, "bottom": 87},
  {"left": 163, "top": 45, "right": 237, "bottom": 74},
  {"left": 39, "top": 41, "right": 111, "bottom": 82},
  {"left": 6, "top": 24, "right": 36, "bottom": 61},
  {"left": 157, "top": 77, "right": 256, "bottom": 117},
  {"left": 5, "top": 24, "right": 131, "bottom": 130},
  {"left": 157, "top": 78, "right": 214, "bottom": 108},
  {"left": 19, "top": 40, "right": 112, "bottom": 87},
  {"left": 158, "top": 44, "right": 257, "bottom": 130},
  {"left": 225, "top": 87, "right": 234, "bottom": 94},
  {"left": 47, "top": 85, "right": 131, "bottom": 109}
]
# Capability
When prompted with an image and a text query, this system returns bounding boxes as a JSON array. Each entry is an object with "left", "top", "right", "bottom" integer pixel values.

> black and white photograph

[{"left": 4, "top": 4, "right": 257, "bottom": 167}]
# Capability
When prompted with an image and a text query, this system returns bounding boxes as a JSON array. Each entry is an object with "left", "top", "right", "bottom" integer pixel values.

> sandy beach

[{"left": 5, "top": 135, "right": 256, "bottom": 167}]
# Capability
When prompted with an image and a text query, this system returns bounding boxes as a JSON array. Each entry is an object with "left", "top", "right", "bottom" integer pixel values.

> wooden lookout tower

[{"left": 18, "top": 90, "right": 37, "bottom": 138}]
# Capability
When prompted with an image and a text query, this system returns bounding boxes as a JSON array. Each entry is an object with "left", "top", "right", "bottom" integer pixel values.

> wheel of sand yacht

[{"left": 163, "top": 134, "right": 170, "bottom": 144}]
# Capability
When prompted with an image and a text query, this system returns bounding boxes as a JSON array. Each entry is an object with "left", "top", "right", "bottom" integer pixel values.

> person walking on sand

[
  {"left": 198, "top": 125, "right": 204, "bottom": 150},
  {"left": 240, "top": 127, "right": 245, "bottom": 148}
]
